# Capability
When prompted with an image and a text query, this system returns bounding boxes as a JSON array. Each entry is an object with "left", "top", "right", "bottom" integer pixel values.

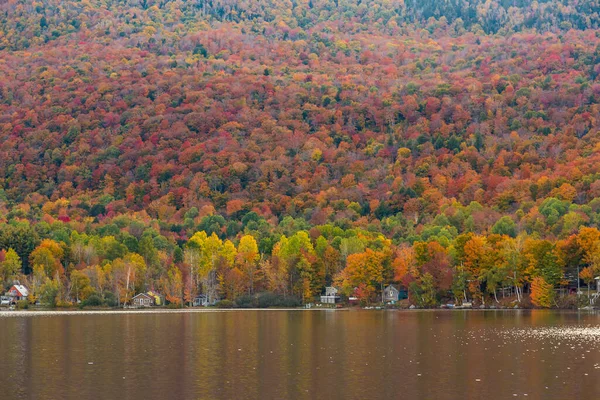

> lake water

[{"left": 1, "top": 309, "right": 600, "bottom": 399}]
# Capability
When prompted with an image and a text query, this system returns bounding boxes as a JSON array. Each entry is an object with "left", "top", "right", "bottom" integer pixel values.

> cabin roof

[
  {"left": 10, "top": 285, "right": 29, "bottom": 297},
  {"left": 132, "top": 293, "right": 153, "bottom": 300}
]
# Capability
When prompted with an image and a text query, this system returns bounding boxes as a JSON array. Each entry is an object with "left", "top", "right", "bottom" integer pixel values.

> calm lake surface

[{"left": 1, "top": 309, "right": 600, "bottom": 399}]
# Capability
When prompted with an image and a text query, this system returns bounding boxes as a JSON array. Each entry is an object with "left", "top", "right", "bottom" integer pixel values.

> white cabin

[{"left": 320, "top": 287, "right": 340, "bottom": 304}]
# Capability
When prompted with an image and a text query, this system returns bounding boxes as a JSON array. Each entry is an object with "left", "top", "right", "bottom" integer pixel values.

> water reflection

[{"left": 1, "top": 310, "right": 600, "bottom": 399}]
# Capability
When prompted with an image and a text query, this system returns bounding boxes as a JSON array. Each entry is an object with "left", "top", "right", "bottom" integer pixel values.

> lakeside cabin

[
  {"left": 6, "top": 285, "right": 29, "bottom": 304},
  {"left": 193, "top": 295, "right": 209, "bottom": 307},
  {"left": 131, "top": 292, "right": 165, "bottom": 308},
  {"left": 383, "top": 285, "right": 400, "bottom": 304},
  {"left": 320, "top": 286, "right": 340, "bottom": 304},
  {"left": 193, "top": 294, "right": 218, "bottom": 307},
  {"left": 131, "top": 293, "right": 155, "bottom": 307}
]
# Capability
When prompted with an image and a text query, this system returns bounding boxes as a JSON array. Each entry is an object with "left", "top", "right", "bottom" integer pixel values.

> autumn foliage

[
  {"left": 0, "top": 0, "right": 599, "bottom": 307},
  {"left": 530, "top": 277, "right": 555, "bottom": 308}
]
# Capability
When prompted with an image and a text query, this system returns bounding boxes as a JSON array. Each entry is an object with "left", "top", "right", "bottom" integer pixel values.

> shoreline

[
  {"left": 0, "top": 307, "right": 595, "bottom": 318},
  {"left": 0, "top": 308, "right": 327, "bottom": 317}
]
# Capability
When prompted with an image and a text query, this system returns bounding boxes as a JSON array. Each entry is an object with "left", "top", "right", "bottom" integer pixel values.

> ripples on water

[
  {"left": 502, "top": 325, "right": 600, "bottom": 343},
  {"left": 1, "top": 310, "right": 600, "bottom": 399}
]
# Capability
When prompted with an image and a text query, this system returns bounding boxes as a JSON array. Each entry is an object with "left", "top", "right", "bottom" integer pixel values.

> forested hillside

[{"left": 1, "top": 0, "right": 600, "bottom": 307}]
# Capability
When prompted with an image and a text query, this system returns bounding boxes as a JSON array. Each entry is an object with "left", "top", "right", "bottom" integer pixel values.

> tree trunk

[{"left": 125, "top": 266, "right": 131, "bottom": 306}]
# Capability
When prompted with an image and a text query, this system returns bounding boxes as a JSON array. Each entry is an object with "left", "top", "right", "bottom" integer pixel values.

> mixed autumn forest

[{"left": 1, "top": 0, "right": 600, "bottom": 308}]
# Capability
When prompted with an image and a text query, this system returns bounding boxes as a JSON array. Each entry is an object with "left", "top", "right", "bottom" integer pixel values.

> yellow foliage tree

[
  {"left": 236, "top": 235, "right": 259, "bottom": 294},
  {"left": 335, "top": 249, "right": 384, "bottom": 304},
  {"left": 530, "top": 276, "right": 554, "bottom": 308}
]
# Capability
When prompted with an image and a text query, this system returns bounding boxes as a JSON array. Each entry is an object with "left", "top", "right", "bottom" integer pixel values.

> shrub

[
  {"left": 279, "top": 295, "right": 301, "bottom": 308},
  {"left": 216, "top": 300, "right": 235, "bottom": 308},
  {"left": 80, "top": 294, "right": 103, "bottom": 308},
  {"left": 235, "top": 295, "right": 256, "bottom": 308},
  {"left": 257, "top": 292, "right": 279, "bottom": 308},
  {"left": 255, "top": 292, "right": 301, "bottom": 308},
  {"left": 16, "top": 300, "right": 28, "bottom": 310},
  {"left": 56, "top": 300, "right": 74, "bottom": 308},
  {"left": 103, "top": 292, "right": 118, "bottom": 307},
  {"left": 231, "top": 292, "right": 302, "bottom": 308},
  {"left": 555, "top": 294, "right": 578, "bottom": 309}
]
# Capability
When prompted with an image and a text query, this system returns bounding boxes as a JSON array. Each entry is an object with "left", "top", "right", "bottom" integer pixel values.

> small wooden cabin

[
  {"left": 131, "top": 293, "right": 155, "bottom": 307},
  {"left": 383, "top": 285, "right": 400, "bottom": 303}
]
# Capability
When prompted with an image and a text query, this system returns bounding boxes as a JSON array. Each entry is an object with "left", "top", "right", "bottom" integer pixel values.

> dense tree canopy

[{"left": 1, "top": 0, "right": 600, "bottom": 306}]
